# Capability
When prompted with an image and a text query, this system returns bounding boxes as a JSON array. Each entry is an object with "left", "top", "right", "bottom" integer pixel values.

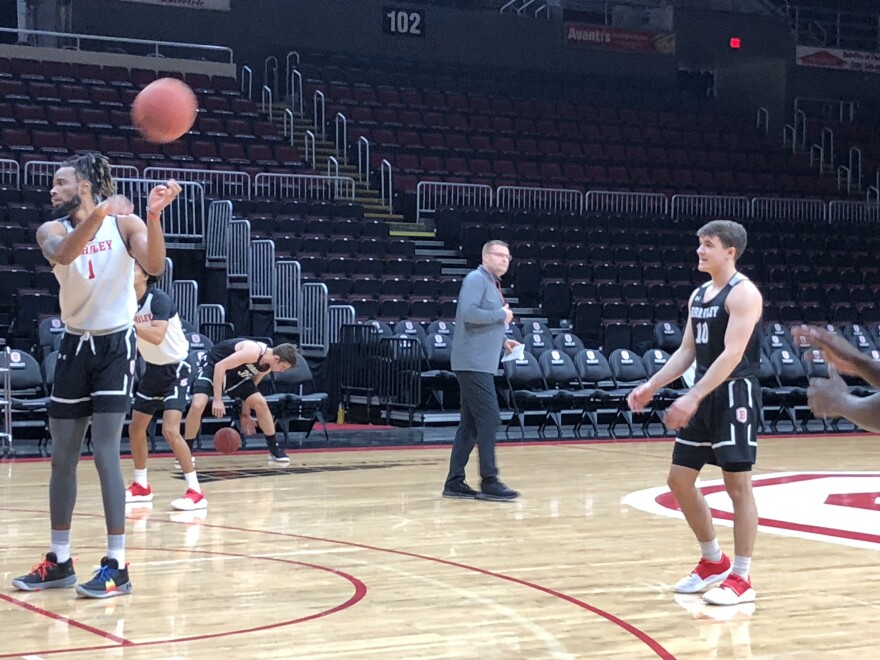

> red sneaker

[
  {"left": 674, "top": 554, "right": 731, "bottom": 593},
  {"left": 170, "top": 488, "right": 207, "bottom": 512},
  {"left": 125, "top": 482, "right": 153, "bottom": 503},
  {"left": 702, "top": 573, "right": 756, "bottom": 606}
]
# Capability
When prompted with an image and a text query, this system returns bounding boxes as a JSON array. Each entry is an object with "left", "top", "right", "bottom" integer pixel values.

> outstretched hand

[
  {"left": 147, "top": 179, "right": 183, "bottom": 215},
  {"left": 807, "top": 363, "right": 850, "bottom": 419},
  {"left": 792, "top": 325, "right": 862, "bottom": 377},
  {"left": 626, "top": 382, "right": 655, "bottom": 413}
]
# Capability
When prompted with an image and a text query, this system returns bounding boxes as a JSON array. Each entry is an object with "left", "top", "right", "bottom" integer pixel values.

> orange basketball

[
  {"left": 213, "top": 427, "right": 241, "bottom": 455},
  {"left": 131, "top": 77, "right": 198, "bottom": 144}
]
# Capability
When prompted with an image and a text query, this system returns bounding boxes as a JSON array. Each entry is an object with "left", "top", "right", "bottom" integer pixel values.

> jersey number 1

[
  {"left": 87, "top": 259, "right": 96, "bottom": 280},
  {"left": 695, "top": 321, "right": 709, "bottom": 344}
]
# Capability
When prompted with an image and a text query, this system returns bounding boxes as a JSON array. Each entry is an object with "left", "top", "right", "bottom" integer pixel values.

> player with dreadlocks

[{"left": 11, "top": 153, "right": 181, "bottom": 598}]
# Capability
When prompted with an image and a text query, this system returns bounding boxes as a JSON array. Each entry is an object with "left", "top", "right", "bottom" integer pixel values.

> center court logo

[{"left": 623, "top": 472, "right": 880, "bottom": 551}]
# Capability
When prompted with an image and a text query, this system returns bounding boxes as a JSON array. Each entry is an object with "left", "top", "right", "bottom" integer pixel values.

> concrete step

[
  {"left": 415, "top": 248, "right": 460, "bottom": 258},
  {"left": 413, "top": 239, "right": 447, "bottom": 248},
  {"left": 441, "top": 266, "right": 471, "bottom": 276},
  {"left": 365, "top": 212, "right": 406, "bottom": 222}
]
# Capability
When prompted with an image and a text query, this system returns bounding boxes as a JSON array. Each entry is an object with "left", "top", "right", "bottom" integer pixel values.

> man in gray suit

[{"left": 443, "top": 240, "right": 521, "bottom": 501}]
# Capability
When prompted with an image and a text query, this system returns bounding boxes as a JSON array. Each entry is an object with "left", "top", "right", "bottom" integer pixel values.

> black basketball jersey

[
  {"left": 689, "top": 273, "right": 761, "bottom": 381},
  {"left": 207, "top": 338, "right": 270, "bottom": 381}
]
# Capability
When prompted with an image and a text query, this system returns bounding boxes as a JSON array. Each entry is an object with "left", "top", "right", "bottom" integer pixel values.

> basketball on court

[
  {"left": 131, "top": 77, "right": 198, "bottom": 144},
  {"left": 213, "top": 427, "right": 241, "bottom": 454}
]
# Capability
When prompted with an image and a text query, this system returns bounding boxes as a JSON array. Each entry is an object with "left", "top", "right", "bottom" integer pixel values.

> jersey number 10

[{"left": 695, "top": 321, "right": 709, "bottom": 344}]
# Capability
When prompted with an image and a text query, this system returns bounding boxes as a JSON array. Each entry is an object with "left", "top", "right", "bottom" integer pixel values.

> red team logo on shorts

[{"left": 736, "top": 407, "right": 748, "bottom": 423}]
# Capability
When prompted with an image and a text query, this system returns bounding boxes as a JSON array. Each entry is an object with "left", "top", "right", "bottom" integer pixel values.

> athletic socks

[
  {"left": 50, "top": 529, "right": 71, "bottom": 563},
  {"left": 699, "top": 538, "right": 723, "bottom": 563},
  {"left": 183, "top": 471, "right": 201, "bottom": 493},
  {"left": 133, "top": 468, "right": 148, "bottom": 488},
  {"left": 731, "top": 555, "right": 752, "bottom": 578},
  {"left": 108, "top": 534, "right": 125, "bottom": 567}
]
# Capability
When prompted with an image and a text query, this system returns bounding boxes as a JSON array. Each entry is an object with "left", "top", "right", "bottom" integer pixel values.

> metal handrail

[
  {"left": 358, "top": 136, "right": 371, "bottom": 189},
  {"left": 240, "top": 65, "right": 253, "bottom": 100},
  {"left": 516, "top": 0, "right": 536, "bottom": 15},
  {"left": 283, "top": 108, "right": 295, "bottom": 145},
  {"left": 0, "top": 26, "right": 233, "bottom": 62},
  {"left": 756, "top": 107, "right": 769, "bottom": 135},
  {"left": 381, "top": 159, "right": 393, "bottom": 213},
  {"left": 284, "top": 50, "right": 300, "bottom": 101},
  {"left": 261, "top": 85, "right": 273, "bottom": 122},
  {"left": 305, "top": 130, "right": 316, "bottom": 169},
  {"left": 335, "top": 113, "right": 348, "bottom": 165},
  {"left": 263, "top": 55, "right": 278, "bottom": 99},
  {"left": 314, "top": 90, "right": 326, "bottom": 138},
  {"left": 290, "top": 70, "right": 303, "bottom": 118},
  {"left": 327, "top": 156, "right": 340, "bottom": 198}
]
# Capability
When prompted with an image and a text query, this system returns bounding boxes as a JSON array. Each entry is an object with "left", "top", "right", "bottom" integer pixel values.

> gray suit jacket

[{"left": 451, "top": 265, "right": 507, "bottom": 373}]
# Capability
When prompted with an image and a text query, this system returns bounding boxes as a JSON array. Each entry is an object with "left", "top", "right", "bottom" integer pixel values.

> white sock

[
  {"left": 50, "top": 529, "right": 71, "bottom": 563},
  {"left": 184, "top": 471, "right": 201, "bottom": 493},
  {"left": 134, "top": 468, "right": 148, "bottom": 488},
  {"left": 699, "top": 538, "right": 722, "bottom": 563},
  {"left": 108, "top": 534, "right": 125, "bottom": 567},
  {"left": 732, "top": 555, "right": 751, "bottom": 578}
]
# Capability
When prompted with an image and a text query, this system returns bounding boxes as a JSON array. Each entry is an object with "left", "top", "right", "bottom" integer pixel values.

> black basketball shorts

[
  {"left": 672, "top": 377, "right": 760, "bottom": 472},
  {"left": 191, "top": 363, "right": 259, "bottom": 401},
  {"left": 49, "top": 327, "right": 137, "bottom": 418},
  {"left": 133, "top": 360, "right": 192, "bottom": 415}
]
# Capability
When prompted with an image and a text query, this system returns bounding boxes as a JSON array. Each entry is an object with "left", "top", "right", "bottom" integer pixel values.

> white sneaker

[
  {"left": 674, "top": 555, "right": 731, "bottom": 594},
  {"left": 125, "top": 482, "right": 153, "bottom": 503},
  {"left": 703, "top": 573, "right": 756, "bottom": 606},
  {"left": 170, "top": 488, "right": 208, "bottom": 511}
]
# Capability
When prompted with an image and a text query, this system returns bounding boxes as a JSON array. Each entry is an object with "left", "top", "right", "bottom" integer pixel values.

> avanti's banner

[
  {"left": 564, "top": 22, "right": 675, "bottom": 55},
  {"left": 796, "top": 45, "right": 880, "bottom": 74},
  {"left": 118, "top": 0, "right": 231, "bottom": 11}
]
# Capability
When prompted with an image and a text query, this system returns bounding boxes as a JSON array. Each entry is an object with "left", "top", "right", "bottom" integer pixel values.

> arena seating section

[{"left": 2, "top": 50, "right": 879, "bottom": 435}]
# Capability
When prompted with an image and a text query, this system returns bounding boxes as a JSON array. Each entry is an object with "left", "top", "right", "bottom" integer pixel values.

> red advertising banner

[
  {"left": 564, "top": 22, "right": 675, "bottom": 55},
  {"left": 796, "top": 46, "right": 880, "bottom": 74}
]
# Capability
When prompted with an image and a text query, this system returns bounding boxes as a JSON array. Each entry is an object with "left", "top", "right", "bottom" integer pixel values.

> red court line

[
  {"left": 0, "top": 548, "right": 366, "bottom": 658},
  {"left": 0, "top": 592, "right": 130, "bottom": 646}
]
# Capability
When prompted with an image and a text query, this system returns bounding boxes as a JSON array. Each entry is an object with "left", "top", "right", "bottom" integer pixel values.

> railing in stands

[
  {"left": 0, "top": 27, "right": 234, "bottom": 63},
  {"left": 381, "top": 159, "right": 393, "bottom": 213},
  {"left": 283, "top": 108, "right": 295, "bottom": 145},
  {"left": 275, "top": 260, "right": 302, "bottom": 334},
  {"left": 172, "top": 280, "right": 198, "bottom": 328},
  {"left": 156, "top": 257, "right": 174, "bottom": 294},
  {"left": 670, "top": 194, "right": 750, "bottom": 220},
  {"left": 290, "top": 69, "right": 304, "bottom": 118},
  {"left": 756, "top": 107, "right": 769, "bottom": 135},
  {"left": 496, "top": 186, "right": 582, "bottom": 213},
  {"left": 226, "top": 219, "right": 250, "bottom": 290},
  {"left": 584, "top": 190, "right": 668, "bottom": 217},
  {"left": 417, "top": 181, "right": 493, "bottom": 223},
  {"left": 143, "top": 166, "right": 250, "bottom": 200},
  {"left": 335, "top": 113, "right": 348, "bottom": 165},
  {"left": 261, "top": 85, "right": 273, "bottom": 122},
  {"left": 358, "top": 136, "right": 371, "bottom": 189},
  {"left": 828, "top": 200, "right": 880, "bottom": 223},
  {"left": 0, "top": 159, "right": 19, "bottom": 189},
  {"left": 313, "top": 90, "right": 326, "bottom": 139},
  {"left": 750, "top": 197, "right": 826, "bottom": 221},
  {"left": 23, "top": 160, "right": 138, "bottom": 189},
  {"left": 248, "top": 239, "right": 276, "bottom": 311},
  {"left": 240, "top": 65, "right": 253, "bottom": 100},
  {"left": 304, "top": 130, "right": 316, "bottom": 169},
  {"left": 197, "top": 304, "right": 225, "bottom": 333},
  {"left": 300, "top": 282, "right": 329, "bottom": 358},
  {"left": 253, "top": 173, "right": 356, "bottom": 200},
  {"left": 116, "top": 178, "right": 204, "bottom": 248},
  {"left": 284, "top": 50, "right": 300, "bottom": 102},
  {"left": 329, "top": 305, "right": 357, "bottom": 344},
  {"left": 205, "top": 200, "right": 233, "bottom": 269},
  {"left": 263, "top": 55, "right": 279, "bottom": 105}
]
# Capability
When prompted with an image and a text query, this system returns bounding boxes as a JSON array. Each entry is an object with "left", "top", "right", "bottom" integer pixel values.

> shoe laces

[
  {"left": 30, "top": 557, "right": 57, "bottom": 579},
  {"left": 91, "top": 563, "right": 118, "bottom": 583}
]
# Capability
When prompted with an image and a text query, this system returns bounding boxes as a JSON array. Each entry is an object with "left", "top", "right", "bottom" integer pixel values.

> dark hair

[
  {"left": 273, "top": 343, "right": 299, "bottom": 367},
  {"left": 60, "top": 153, "right": 115, "bottom": 198},
  {"left": 697, "top": 220, "right": 748, "bottom": 261}
]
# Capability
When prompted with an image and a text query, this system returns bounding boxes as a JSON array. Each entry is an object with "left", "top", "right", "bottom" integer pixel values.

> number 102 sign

[{"left": 383, "top": 7, "right": 425, "bottom": 37}]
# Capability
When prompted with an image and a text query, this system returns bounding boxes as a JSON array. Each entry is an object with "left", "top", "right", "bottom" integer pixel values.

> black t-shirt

[{"left": 208, "top": 338, "right": 269, "bottom": 381}]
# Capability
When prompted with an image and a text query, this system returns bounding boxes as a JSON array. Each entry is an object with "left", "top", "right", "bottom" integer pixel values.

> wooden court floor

[{"left": 2, "top": 433, "right": 880, "bottom": 659}]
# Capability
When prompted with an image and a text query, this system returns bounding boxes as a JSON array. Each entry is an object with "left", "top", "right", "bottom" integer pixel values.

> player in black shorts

[
  {"left": 628, "top": 220, "right": 764, "bottom": 607},
  {"left": 127, "top": 263, "right": 205, "bottom": 512},
  {"left": 184, "top": 338, "right": 299, "bottom": 463}
]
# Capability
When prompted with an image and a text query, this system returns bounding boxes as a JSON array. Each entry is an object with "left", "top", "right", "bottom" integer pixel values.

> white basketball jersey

[
  {"left": 135, "top": 288, "right": 190, "bottom": 365},
  {"left": 53, "top": 215, "right": 136, "bottom": 331}
]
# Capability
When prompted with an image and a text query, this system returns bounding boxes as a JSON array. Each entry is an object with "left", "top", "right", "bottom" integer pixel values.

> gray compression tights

[{"left": 49, "top": 413, "right": 127, "bottom": 532}]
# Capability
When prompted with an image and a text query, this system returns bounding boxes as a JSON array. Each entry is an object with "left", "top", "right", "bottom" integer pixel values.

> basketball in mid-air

[
  {"left": 131, "top": 77, "right": 198, "bottom": 144},
  {"left": 213, "top": 427, "right": 241, "bottom": 455}
]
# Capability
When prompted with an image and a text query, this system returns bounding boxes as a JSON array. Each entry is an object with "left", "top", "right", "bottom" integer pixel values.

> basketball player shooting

[{"left": 12, "top": 153, "right": 180, "bottom": 598}]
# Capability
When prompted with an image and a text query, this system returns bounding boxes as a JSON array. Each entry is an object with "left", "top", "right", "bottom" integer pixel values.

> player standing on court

[
  {"left": 12, "top": 153, "right": 180, "bottom": 598},
  {"left": 628, "top": 220, "right": 764, "bottom": 606},
  {"left": 126, "top": 263, "right": 205, "bottom": 512}
]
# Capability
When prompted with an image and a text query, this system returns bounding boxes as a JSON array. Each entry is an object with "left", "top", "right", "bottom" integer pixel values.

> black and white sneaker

[
  {"left": 477, "top": 480, "right": 519, "bottom": 502},
  {"left": 267, "top": 443, "right": 290, "bottom": 463}
]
